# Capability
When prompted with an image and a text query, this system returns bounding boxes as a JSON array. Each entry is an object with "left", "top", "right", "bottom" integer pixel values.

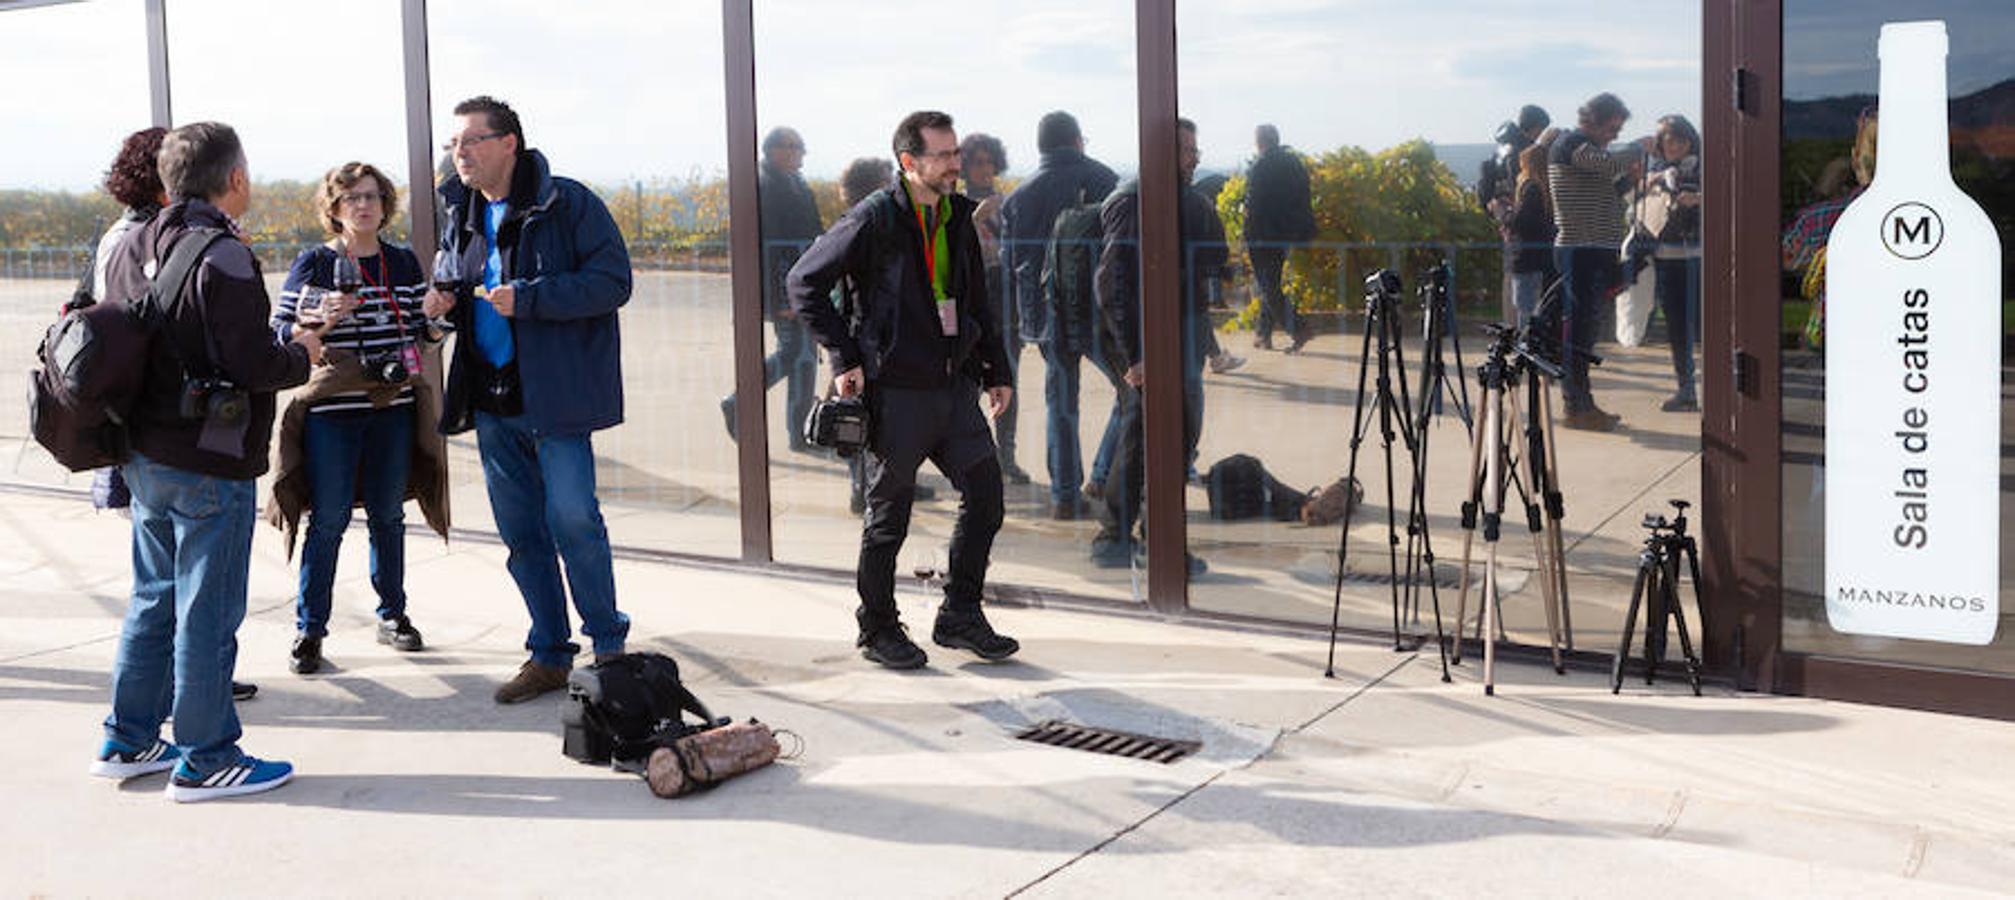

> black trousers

[{"left": 857, "top": 380, "right": 1004, "bottom": 631}]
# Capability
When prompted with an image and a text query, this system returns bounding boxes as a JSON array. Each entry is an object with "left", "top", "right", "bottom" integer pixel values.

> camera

[
  {"left": 803, "top": 395, "right": 870, "bottom": 457},
  {"left": 1363, "top": 269, "right": 1403, "bottom": 301},
  {"left": 180, "top": 376, "right": 248, "bottom": 425},
  {"left": 361, "top": 349, "right": 409, "bottom": 384}
]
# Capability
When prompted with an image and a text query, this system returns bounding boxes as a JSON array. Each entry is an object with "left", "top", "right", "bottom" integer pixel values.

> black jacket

[
  {"left": 1094, "top": 180, "right": 1229, "bottom": 369},
  {"left": 436, "top": 149, "right": 631, "bottom": 436},
  {"left": 1000, "top": 148, "right": 1118, "bottom": 343},
  {"left": 1508, "top": 178, "right": 1556, "bottom": 273},
  {"left": 788, "top": 184, "right": 1011, "bottom": 390},
  {"left": 1243, "top": 146, "right": 1316, "bottom": 244},
  {"left": 106, "top": 200, "right": 311, "bottom": 479},
  {"left": 759, "top": 161, "right": 824, "bottom": 316}
]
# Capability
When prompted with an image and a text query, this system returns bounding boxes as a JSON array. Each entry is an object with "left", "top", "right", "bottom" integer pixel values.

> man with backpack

[
  {"left": 1000, "top": 111, "right": 1118, "bottom": 520},
  {"left": 789, "top": 110, "right": 1020, "bottom": 670},
  {"left": 89, "top": 122, "right": 322, "bottom": 801},
  {"left": 1091, "top": 118, "right": 1222, "bottom": 575}
]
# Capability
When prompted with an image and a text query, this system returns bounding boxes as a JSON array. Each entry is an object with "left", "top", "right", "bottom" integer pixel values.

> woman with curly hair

[{"left": 89, "top": 126, "right": 168, "bottom": 303}]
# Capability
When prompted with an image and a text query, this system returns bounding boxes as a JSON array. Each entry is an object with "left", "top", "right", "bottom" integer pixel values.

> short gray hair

[{"left": 157, "top": 122, "right": 246, "bottom": 202}]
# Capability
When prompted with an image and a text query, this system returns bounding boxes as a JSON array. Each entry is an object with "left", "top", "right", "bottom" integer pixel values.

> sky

[{"left": 3, "top": 0, "right": 1707, "bottom": 190}]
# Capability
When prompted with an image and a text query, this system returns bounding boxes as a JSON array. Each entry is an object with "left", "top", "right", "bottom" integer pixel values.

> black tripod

[
  {"left": 1396, "top": 263, "right": 1472, "bottom": 633},
  {"left": 1324, "top": 270, "right": 1450, "bottom": 683},
  {"left": 1610, "top": 500, "right": 1704, "bottom": 696}
]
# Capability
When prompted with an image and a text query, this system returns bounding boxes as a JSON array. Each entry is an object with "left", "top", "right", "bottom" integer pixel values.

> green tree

[{"left": 1217, "top": 139, "right": 1498, "bottom": 321}]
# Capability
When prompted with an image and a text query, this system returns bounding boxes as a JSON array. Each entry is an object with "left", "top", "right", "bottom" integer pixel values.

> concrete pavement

[{"left": 2, "top": 487, "right": 2012, "bottom": 898}]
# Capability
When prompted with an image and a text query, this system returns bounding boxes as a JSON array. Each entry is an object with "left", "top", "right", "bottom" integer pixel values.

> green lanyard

[{"left": 902, "top": 180, "right": 952, "bottom": 302}]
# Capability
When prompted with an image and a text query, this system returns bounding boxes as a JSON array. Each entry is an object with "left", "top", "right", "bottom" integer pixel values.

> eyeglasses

[
  {"left": 338, "top": 191, "right": 383, "bottom": 207},
  {"left": 442, "top": 131, "right": 507, "bottom": 152},
  {"left": 914, "top": 148, "right": 961, "bottom": 161}
]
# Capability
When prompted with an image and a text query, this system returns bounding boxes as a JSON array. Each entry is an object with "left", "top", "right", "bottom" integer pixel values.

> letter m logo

[{"left": 1894, "top": 215, "right": 1932, "bottom": 245}]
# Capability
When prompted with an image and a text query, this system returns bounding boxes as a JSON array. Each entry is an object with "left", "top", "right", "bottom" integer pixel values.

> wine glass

[
  {"left": 296, "top": 285, "right": 328, "bottom": 327},
  {"left": 431, "top": 245, "right": 464, "bottom": 294}
]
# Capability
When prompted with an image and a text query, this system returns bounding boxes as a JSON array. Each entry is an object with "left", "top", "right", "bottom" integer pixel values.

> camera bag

[
  {"left": 562, "top": 651, "right": 719, "bottom": 766},
  {"left": 29, "top": 228, "right": 226, "bottom": 472},
  {"left": 1205, "top": 454, "right": 1310, "bottom": 522},
  {"left": 802, "top": 394, "right": 870, "bottom": 456}
]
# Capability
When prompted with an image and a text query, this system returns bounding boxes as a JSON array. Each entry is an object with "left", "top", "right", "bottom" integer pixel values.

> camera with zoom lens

[
  {"left": 361, "top": 349, "right": 409, "bottom": 384},
  {"left": 180, "top": 376, "right": 249, "bottom": 425},
  {"left": 803, "top": 395, "right": 870, "bottom": 458}
]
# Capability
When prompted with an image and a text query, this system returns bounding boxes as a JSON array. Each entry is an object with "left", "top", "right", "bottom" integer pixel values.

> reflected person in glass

[
  {"left": 270, "top": 162, "right": 446, "bottom": 676},
  {"left": 1243, "top": 123, "right": 1317, "bottom": 353},
  {"left": 1548, "top": 92, "right": 1639, "bottom": 431},
  {"left": 960, "top": 131, "right": 1031, "bottom": 486},
  {"left": 1645, "top": 114, "right": 1703, "bottom": 412},
  {"left": 720, "top": 127, "right": 824, "bottom": 452},
  {"left": 790, "top": 111, "right": 1020, "bottom": 670}
]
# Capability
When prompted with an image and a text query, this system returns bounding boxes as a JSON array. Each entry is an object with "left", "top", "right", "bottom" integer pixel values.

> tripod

[
  {"left": 1611, "top": 500, "right": 1704, "bottom": 696},
  {"left": 1449, "top": 324, "right": 1570, "bottom": 694},
  {"left": 1397, "top": 263, "right": 1472, "bottom": 633},
  {"left": 1324, "top": 270, "right": 1450, "bottom": 684}
]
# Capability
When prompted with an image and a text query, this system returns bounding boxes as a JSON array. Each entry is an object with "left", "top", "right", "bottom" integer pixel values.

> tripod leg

[
  {"left": 1508, "top": 388, "right": 1563, "bottom": 674},
  {"left": 1450, "top": 395, "right": 1489, "bottom": 666},
  {"left": 1480, "top": 386, "right": 1506, "bottom": 696},
  {"left": 1611, "top": 552, "right": 1653, "bottom": 693},
  {"left": 1645, "top": 558, "right": 1666, "bottom": 686},
  {"left": 1375, "top": 317, "right": 1407, "bottom": 651},
  {"left": 1324, "top": 312, "right": 1384, "bottom": 678},
  {"left": 1536, "top": 383, "right": 1574, "bottom": 651},
  {"left": 1669, "top": 545, "right": 1704, "bottom": 697}
]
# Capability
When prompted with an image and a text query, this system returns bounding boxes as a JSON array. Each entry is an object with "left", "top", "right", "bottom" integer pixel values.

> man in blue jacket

[{"left": 422, "top": 95, "right": 633, "bottom": 703}]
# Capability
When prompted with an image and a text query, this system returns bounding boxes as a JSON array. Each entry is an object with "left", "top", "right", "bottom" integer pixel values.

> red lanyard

[
  {"left": 911, "top": 199, "right": 939, "bottom": 295},
  {"left": 346, "top": 251, "right": 411, "bottom": 335}
]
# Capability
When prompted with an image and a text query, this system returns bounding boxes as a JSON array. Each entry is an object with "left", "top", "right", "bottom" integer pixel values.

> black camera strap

[{"left": 138, "top": 227, "right": 233, "bottom": 382}]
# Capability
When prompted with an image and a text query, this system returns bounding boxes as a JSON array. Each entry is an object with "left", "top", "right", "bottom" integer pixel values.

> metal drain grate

[{"left": 1014, "top": 720, "right": 1201, "bottom": 764}]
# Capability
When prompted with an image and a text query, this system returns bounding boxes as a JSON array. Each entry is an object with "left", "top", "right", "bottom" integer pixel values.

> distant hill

[
  {"left": 1432, "top": 143, "right": 1495, "bottom": 189},
  {"left": 1784, "top": 78, "right": 2015, "bottom": 140}
]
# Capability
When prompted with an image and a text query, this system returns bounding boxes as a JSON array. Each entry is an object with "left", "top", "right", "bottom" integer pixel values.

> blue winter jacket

[{"left": 436, "top": 149, "right": 631, "bottom": 436}]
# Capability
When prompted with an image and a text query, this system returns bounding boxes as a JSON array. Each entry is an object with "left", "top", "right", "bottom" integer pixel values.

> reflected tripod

[
  {"left": 1399, "top": 262, "right": 1474, "bottom": 632},
  {"left": 1610, "top": 500, "right": 1704, "bottom": 696},
  {"left": 1324, "top": 270, "right": 1450, "bottom": 684},
  {"left": 1449, "top": 324, "right": 1571, "bottom": 694}
]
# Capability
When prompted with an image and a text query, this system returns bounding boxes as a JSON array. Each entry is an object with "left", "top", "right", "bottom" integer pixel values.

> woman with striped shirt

[{"left": 272, "top": 162, "right": 432, "bottom": 675}]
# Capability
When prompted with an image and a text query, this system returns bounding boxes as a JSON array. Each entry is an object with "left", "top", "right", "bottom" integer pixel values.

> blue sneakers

[
  {"left": 164, "top": 756, "right": 294, "bottom": 803},
  {"left": 88, "top": 738, "right": 181, "bottom": 779}
]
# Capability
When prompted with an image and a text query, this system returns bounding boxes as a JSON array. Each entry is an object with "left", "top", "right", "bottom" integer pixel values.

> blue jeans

[
  {"left": 474, "top": 412, "right": 629, "bottom": 667},
  {"left": 1511, "top": 270, "right": 1546, "bottom": 327},
  {"left": 105, "top": 453, "right": 256, "bottom": 775},
  {"left": 1554, "top": 246, "right": 1619, "bottom": 413},
  {"left": 297, "top": 406, "right": 413, "bottom": 637},
  {"left": 1039, "top": 341, "right": 1085, "bottom": 504},
  {"left": 1654, "top": 257, "right": 1701, "bottom": 395},
  {"left": 1086, "top": 352, "right": 1125, "bottom": 487}
]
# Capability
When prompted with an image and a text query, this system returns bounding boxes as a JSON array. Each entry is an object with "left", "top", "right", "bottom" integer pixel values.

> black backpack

[
  {"left": 1206, "top": 454, "right": 1308, "bottom": 522},
  {"left": 28, "top": 228, "right": 227, "bottom": 472},
  {"left": 1040, "top": 193, "right": 1103, "bottom": 356},
  {"left": 562, "top": 652, "right": 722, "bottom": 766}
]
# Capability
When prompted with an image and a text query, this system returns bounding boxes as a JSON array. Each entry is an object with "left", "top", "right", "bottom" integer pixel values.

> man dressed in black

[{"left": 789, "top": 111, "right": 1019, "bottom": 669}]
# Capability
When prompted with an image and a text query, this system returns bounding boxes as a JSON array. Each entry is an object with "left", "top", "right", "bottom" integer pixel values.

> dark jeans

[
  {"left": 858, "top": 381, "right": 1003, "bottom": 630},
  {"left": 1554, "top": 245, "right": 1620, "bottom": 414},
  {"left": 724, "top": 316, "right": 816, "bottom": 447},
  {"left": 296, "top": 405, "right": 413, "bottom": 638},
  {"left": 1038, "top": 341, "right": 1086, "bottom": 504},
  {"left": 1086, "top": 351, "right": 1125, "bottom": 487},
  {"left": 1095, "top": 376, "right": 1198, "bottom": 555},
  {"left": 994, "top": 267, "right": 1022, "bottom": 467},
  {"left": 1250, "top": 245, "right": 1298, "bottom": 340},
  {"left": 1654, "top": 257, "right": 1700, "bottom": 396},
  {"left": 106, "top": 453, "right": 255, "bottom": 774},
  {"left": 474, "top": 411, "right": 629, "bottom": 667}
]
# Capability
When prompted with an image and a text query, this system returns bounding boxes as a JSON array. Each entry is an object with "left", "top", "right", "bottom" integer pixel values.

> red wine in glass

[{"left": 333, "top": 254, "right": 364, "bottom": 295}]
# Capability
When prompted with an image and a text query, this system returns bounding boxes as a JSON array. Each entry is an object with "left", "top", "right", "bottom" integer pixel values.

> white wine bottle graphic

[{"left": 1824, "top": 20, "right": 2003, "bottom": 645}]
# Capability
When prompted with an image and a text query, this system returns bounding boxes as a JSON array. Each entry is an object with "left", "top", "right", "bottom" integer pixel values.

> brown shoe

[
  {"left": 1560, "top": 408, "right": 1622, "bottom": 432},
  {"left": 493, "top": 661, "right": 570, "bottom": 704}
]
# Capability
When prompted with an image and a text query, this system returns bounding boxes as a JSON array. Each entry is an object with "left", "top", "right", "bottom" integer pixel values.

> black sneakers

[
  {"left": 376, "top": 615, "right": 424, "bottom": 652},
  {"left": 289, "top": 635, "right": 323, "bottom": 675},
  {"left": 933, "top": 609, "right": 1020, "bottom": 661},
  {"left": 857, "top": 623, "right": 928, "bottom": 670}
]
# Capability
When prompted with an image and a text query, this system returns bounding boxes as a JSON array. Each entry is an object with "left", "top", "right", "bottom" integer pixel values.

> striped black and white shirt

[
  {"left": 275, "top": 242, "right": 428, "bottom": 414},
  {"left": 1547, "top": 130, "right": 1631, "bottom": 249}
]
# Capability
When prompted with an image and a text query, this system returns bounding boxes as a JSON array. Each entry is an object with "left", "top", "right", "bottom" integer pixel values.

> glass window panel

[
  {"left": 1779, "top": 0, "right": 2015, "bottom": 673},
  {"left": 1179, "top": 2, "right": 1707, "bottom": 657},
  {"left": 0, "top": 0, "right": 152, "bottom": 486},
  {"left": 428, "top": 0, "right": 738, "bottom": 557},
  {"left": 753, "top": 0, "right": 1145, "bottom": 604}
]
